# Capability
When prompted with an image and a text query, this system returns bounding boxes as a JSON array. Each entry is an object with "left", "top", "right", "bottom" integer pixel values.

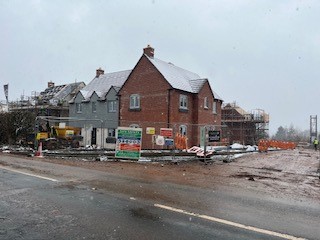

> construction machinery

[{"left": 35, "top": 125, "right": 83, "bottom": 150}]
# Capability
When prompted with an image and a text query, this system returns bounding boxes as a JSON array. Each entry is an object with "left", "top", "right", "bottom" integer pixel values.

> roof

[
  {"left": 40, "top": 82, "right": 85, "bottom": 104},
  {"left": 223, "top": 103, "right": 249, "bottom": 115},
  {"left": 80, "top": 70, "right": 131, "bottom": 100},
  {"left": 146, "top": 55, "right": 223, "bottom": 100}
]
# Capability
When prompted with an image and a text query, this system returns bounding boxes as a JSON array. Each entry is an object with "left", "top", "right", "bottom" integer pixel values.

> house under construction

[{"left": 222, "top": 102, "right": 269, "bottom": 145}]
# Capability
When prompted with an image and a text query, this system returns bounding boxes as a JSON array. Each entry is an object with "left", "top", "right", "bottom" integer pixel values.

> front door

[{"left": 91, "top": 128, "right": 97, "bottom": 145}]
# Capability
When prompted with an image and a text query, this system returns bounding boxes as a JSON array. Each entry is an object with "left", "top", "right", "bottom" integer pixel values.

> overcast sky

[{"left": 0, "top": 0, "right": 319, "bottom": 134}]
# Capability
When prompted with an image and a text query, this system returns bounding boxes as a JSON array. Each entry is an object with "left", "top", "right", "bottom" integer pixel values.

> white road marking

[
  {"left": 0, "top": 165, "right": 58, "bottom": 182},
  {"left": 154, "top": 204, "right": 306, "bottom": 240}
]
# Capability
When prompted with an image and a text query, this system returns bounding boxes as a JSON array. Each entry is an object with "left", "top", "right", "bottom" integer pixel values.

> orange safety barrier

[
  {"left": 175, "top": 133, "right": 188, "bottom": 150},
  {"left": 258, "top": 139, "right": 297, "bottom": 152}
]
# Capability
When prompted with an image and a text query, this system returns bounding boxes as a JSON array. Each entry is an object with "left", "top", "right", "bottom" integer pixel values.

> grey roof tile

[
  {"left": 146, "top": 55, "right": 223, "bottom": 101},
  {"left": 81, "top": 69, "right": 131, "bottom": 100}
]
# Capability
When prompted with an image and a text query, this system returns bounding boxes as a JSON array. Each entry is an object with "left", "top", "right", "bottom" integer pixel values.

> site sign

[
  {"left": 208, "top": 130, "right": 220, "bottom": 142},
  {"left": 146, "top": 127, "right": 155, "bottom": 135},
  {"left": 165, "top": 138, "right": 174, "bottom": 146},
  {"left": 160, "top": 128, "right": 173, "bottom": 138},
  {"left": 115, "top": 127, "right": 142, "bottom": 160}
]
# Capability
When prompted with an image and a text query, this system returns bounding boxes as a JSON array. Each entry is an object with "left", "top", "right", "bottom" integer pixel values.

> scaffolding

[
  {"left": 222, "top": 102, "right": 269, "bottom": 145},
  {"left": 310, "top": 115, "right": 317, "bottom": 143}
]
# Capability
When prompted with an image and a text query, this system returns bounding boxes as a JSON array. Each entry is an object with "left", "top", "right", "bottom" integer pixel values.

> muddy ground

[{"left": 3, "top": 148, "right": 320, "bottom": 202}]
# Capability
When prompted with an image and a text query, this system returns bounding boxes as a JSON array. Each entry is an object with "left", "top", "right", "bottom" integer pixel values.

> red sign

[{"left": 160, "top": 128, "right": 173, "bottom": 138}]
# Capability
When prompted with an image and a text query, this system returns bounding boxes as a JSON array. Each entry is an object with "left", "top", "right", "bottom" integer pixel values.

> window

[
  {"left": 179, "top": 94, "right": 188, "bottom": 110},
  {"left": 76, "top": 103, "right": 82, "bottom": 113},
  {"left": 179, "top": 125, "right": 187, "bottom": 136},
  {"left": 106, "top": 128, "right": 116, "bottom": 144},
  {"left": 92, "top": 102, "right": 97, "bottom": 113},
  {"left": 130, "top": 94, "right": 140, "bottom": 109},
  {"left": 108, "top": 128, "right": 115, "bottom": 137},
  {"left": 212, "top": 101, "right": 217, "bottom": 114},
  {"left": 204, "top": 97, "right": 209, "bottom": 109},
  {"left": 108, "top": 101, "right": 117, "bottom": 112}
]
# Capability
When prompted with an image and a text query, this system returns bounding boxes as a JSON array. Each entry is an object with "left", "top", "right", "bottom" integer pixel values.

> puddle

[{"left": 130, "top": 208, "right": 158, "bottom": 221}]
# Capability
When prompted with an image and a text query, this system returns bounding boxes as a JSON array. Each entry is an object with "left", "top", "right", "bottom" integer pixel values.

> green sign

[{"left": 115, "top": 127, "right": 142, "bottom": 160}]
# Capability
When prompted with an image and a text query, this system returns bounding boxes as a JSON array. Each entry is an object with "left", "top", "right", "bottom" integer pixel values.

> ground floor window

[
  {"left": 179, "top": 125, "right": 187, "bottom": 136},
  {"left": 108, "top": 128, "right": 116, "bottom": 137}
]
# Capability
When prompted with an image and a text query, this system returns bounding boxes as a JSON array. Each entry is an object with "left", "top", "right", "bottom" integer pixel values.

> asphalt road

[{"left": 0, "top": 155, "right": 319, "bottom": 240}]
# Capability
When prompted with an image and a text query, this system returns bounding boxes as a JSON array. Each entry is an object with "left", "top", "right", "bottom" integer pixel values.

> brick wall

[
  {"left": 119, "top": 55, "right": 171, "bottom": 148},
  {"left": 119, "top": 55, "right": 222, "bottom": 149}
]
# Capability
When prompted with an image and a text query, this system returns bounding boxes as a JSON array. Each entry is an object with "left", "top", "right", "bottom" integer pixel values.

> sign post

[{"left": 115, "top": 127, "right": 142, "bottom": 160}]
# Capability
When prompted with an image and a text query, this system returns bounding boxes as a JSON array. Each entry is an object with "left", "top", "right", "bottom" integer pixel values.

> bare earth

[{"left": 4, "top": 148, "right": 319, "bottom": 202}]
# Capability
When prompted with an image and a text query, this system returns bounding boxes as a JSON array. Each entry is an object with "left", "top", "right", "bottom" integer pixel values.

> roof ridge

[
  {"left": 152, "top": 56, "right": 200, "bottom": 77},
  {"left": 100, "top": 69, "right": 132, "bottom": 76}
]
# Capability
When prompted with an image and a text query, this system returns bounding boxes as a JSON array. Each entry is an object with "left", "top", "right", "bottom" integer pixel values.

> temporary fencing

[{"left": 258, "top": 139, "right": 297, "bottom": 152}]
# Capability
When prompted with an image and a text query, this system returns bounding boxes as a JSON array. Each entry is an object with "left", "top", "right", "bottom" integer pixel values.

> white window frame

[
  {"left": 179, "top": 125, "right": 187, "bottom": 136},
  {"left": 179, "top": 94, "right": 188, "bottom": 110},
  {"left": 212, "top": 101, "right": 217, "bottom": 114},
  {"left": 204, "top": 97, "right": 209, "bottom": 109},
  {"left": 92, "top": 102, "right": 97, "bottom": 113},
  {"left": 130, "top": 94, "right": 140, "bottom": 109},
  {"left": 108, "top": 128, "right": 116, "bottom": 137},
  {"left": 108, "top": 100, "right": 117, "bottom": 113},
  {"left": 76, "top": 103, "right": 82, "bottom": 113}
]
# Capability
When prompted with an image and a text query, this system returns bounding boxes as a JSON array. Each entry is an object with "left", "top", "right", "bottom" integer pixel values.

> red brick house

[{"left": 118, "top": 45, "right": 223, "bottom": 149}]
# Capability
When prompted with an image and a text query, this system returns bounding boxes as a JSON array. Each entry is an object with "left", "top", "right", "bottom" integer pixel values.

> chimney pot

[
  {"left": 96, "top": 68, "right": 104, "bottom": 78},
  {"left": 143, "top": 44, "right": 154, "bottom": 58}
]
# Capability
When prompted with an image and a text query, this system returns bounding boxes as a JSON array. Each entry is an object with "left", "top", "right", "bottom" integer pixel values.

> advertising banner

[{"left": 115, "top": 127, "right": 142, "bottom": 160}]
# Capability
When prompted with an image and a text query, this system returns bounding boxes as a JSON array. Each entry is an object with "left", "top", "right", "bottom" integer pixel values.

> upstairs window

[
  {"left": 179, "top": 94, "right": 188, "bottom": 110},
  {"left": 76, "top": 103, "right": 82, "bottom": 113},
  {"left": 108, "top": 100, "right": 117, "bottom": 113},
  {"left": 212, "top": 101, "right": 217, "bottom": 114},
  {"left": 204, "top": 97, "right": 209, "bottom": 109},
  {"left": 92, "top": 102, "right": 97, "bottom": 113},
  {"left": 130, "top": 94, "right": 140, "bottom": 109}
]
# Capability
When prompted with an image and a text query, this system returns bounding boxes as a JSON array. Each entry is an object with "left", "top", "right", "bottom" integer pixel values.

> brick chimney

[
  {"left": 143, "top": 44, "right": 154, "bottom": 58},
  {"left": 96, "top": 68, "right": 104, "bottom": 78},
  {"left": 48, "top": 81, "right": 54, "bottom": 88}
]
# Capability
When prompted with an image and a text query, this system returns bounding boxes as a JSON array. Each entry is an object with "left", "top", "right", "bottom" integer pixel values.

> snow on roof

[
  {"left": 146, "top": 55, "right": 223, "bottom": 100},
  {"left": 212, "top": 90, "right": 223, "bottom": 101},
  {"left": 147, "top": 55, "right": 200, "bottom": 93},
  {"left": 53, "top": 82, "right": 84, "bottom": 101},
  {"left": 39, "top": 82, "right": 85, "bottom": 105},
  {"left": 81, "top": 69, "right": 131, "bottom": 100}
]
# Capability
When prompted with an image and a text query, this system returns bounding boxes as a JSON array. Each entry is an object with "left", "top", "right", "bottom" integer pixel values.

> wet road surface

[{"left": 1, "top": 155, "right": 319, "bottom": 239}]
